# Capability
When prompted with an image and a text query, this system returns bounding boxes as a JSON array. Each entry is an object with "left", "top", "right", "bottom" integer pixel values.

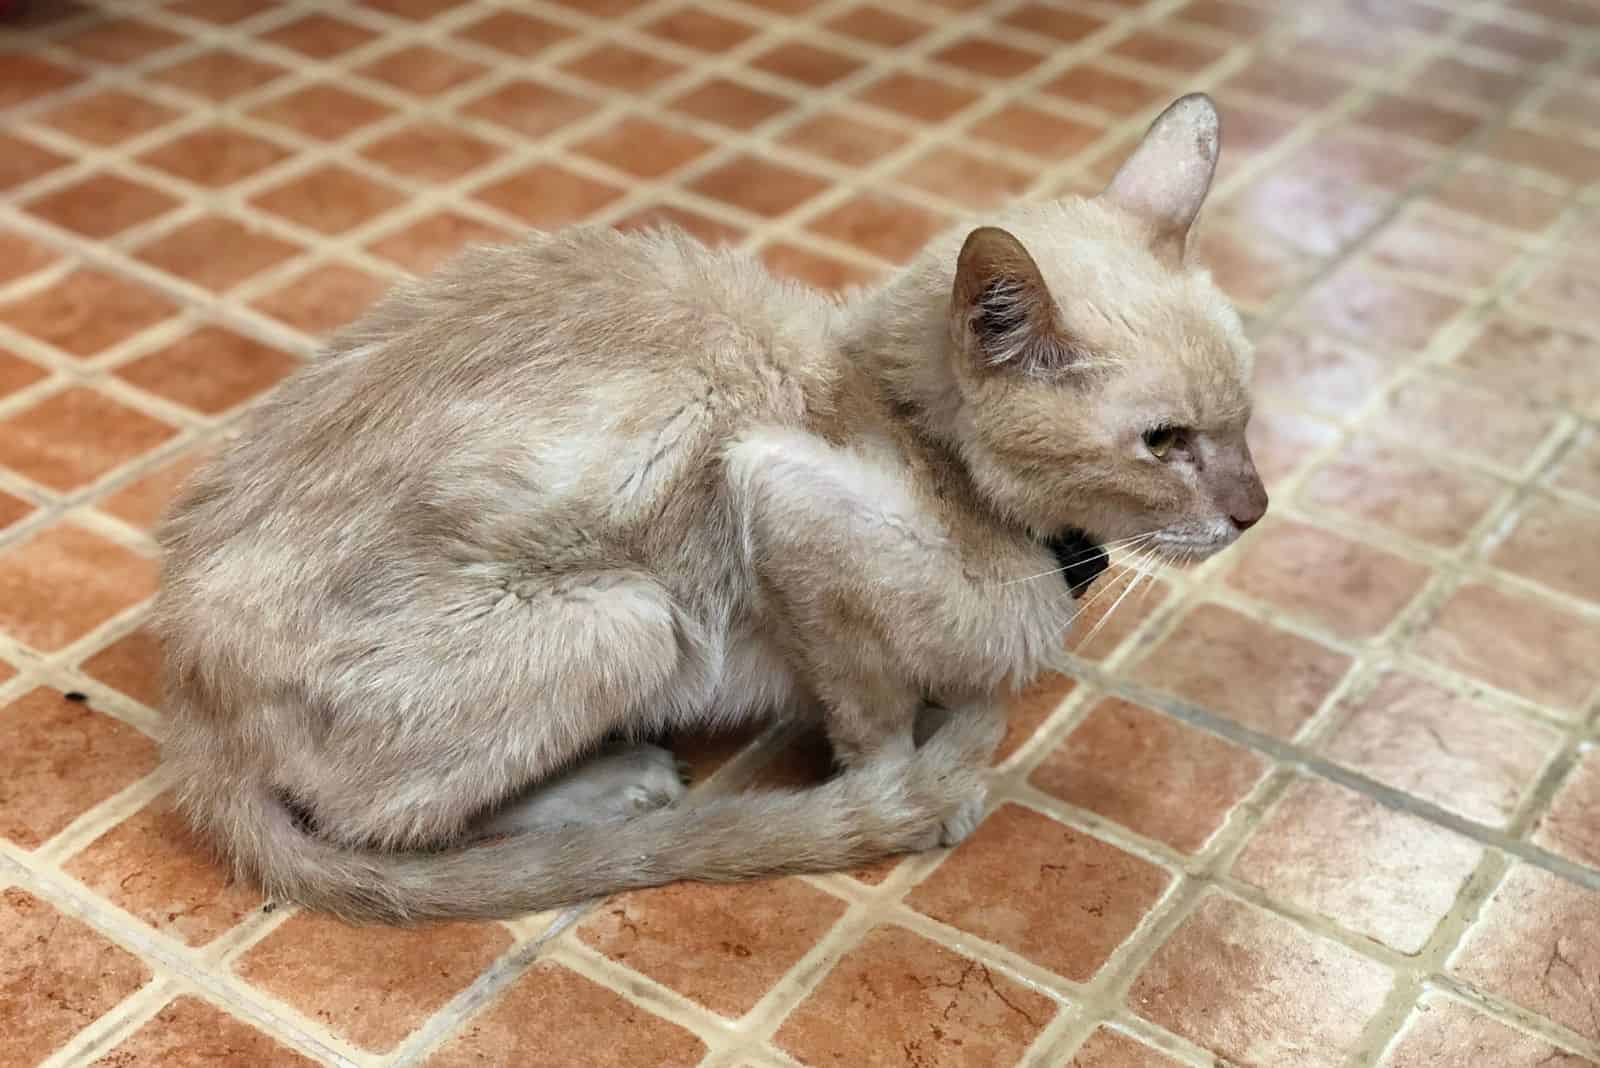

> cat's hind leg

[{"left": 470, "top": 743, "right": 688, "bottom": 838}]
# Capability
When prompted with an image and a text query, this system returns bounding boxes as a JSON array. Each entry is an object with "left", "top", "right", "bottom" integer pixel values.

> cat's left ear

[
  {"left": 1100, "top": 93, "right": 1220, "bottom": 267},
  {"left": 950, "top": 226, "right": 1081, "bottom": 374}
]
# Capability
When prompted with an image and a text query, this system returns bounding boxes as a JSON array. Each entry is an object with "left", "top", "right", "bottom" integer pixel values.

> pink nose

[{"left": 1229, "top": 490, "right": 1268, "bottom": 532}]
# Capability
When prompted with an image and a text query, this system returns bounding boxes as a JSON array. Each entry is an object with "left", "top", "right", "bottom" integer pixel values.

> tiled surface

[{"left": 0, "top": 0, "right": 1598, "bottom": 1065}]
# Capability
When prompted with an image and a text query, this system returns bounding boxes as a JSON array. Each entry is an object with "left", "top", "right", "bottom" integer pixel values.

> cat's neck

[{"left": 838, "top": 263, "right": 964, "bottom": 449}]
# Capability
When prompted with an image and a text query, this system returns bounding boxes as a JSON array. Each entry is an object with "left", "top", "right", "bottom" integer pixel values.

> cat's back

[{"left": 161, "top": 225, "right": 843, "bottom": 601}]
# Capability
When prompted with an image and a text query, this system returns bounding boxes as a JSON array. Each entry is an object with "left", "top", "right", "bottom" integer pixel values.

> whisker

[
  {"left": 1003, "top": 532, "right": 1158, "bottom": 586},
  {"left": 1073, "top": 549, "right": 1153, "bottom": 652}
]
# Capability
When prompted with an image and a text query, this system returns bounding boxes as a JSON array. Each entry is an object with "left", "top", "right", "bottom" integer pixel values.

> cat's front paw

[{"left": 939, "top": 789, "right": 987, "bottom": 847}]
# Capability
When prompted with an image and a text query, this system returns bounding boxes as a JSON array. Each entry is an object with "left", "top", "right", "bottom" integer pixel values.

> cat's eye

[{"left": 1143, "top": 426, "right": 1182, "bottom": 458}]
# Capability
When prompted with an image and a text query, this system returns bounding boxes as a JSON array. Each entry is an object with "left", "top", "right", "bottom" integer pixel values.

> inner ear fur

[
  {"left": 1100, "top": 93, "right": 1221, "bottom": 267},
  {"left": 950, "top": 226, "right": 1078, "bottom": 374}
]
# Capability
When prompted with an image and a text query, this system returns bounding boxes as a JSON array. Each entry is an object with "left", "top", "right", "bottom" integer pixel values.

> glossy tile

[
  {"left": 1031, "top": 697, "right": 1268, "bottom": 853},
  {"left": 1450, "top": 864, "right": 1600, "bottom": 1043},
  {"left": 578, "top": 877, "right": 847, "bottom": 1018},
  {"left": 1131, "top": 893, "right": 1394, "bottom": 1068},
  {"left": 1319, "top": 670, "right": 1562, "bottom": 828},
  {"left": 1, "top": 888, "right": 149, "bottom": 1065},
  {"left": 907, "top": 803, "right": 1171, "bottom": 980},
  {"left": 1233, "top": 778, "right": 1484, "bottom": 952},
  {"left": 426, "top": 963, "right": 706, "bottom": 1067},
  {"left": 0, "top": 687, "right": 159, "bottom": 847},
  {"left": 1131, "top": 603, "right": 1352, "bottom": 739},
  {"left": 774, "top": 925, "right": 1056, "bottom": 1067},
  {"left": 237, "top": 913, "right": 512, "bottom": 1052}
]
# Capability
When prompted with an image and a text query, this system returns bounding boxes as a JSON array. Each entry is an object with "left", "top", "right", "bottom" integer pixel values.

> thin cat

[{"left": 157, "top": 94, "right": 1266, "bottom": 923}]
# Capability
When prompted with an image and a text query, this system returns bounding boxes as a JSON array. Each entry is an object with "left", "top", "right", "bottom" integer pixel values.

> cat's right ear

[
  {"left": 1099, "top": 93, "right": 1221, "bottom": 267},
  {"left": 950, "top": 226, "right": 1079, "bottom": 374}
]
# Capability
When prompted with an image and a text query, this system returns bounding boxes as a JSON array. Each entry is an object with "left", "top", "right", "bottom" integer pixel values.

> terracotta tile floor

[{"left": 1, "top": 0, "right": 1598, "bottom": 1064}]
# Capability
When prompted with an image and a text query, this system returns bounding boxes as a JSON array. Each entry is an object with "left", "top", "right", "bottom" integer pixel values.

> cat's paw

[{"left": 939, "top": 792, "right": 986, "bottom": 847}]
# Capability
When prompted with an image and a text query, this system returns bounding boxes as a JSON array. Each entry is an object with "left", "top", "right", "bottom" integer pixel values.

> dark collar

[{"left": 1043, "top": 528, "right": 1108, "bottom": 598}]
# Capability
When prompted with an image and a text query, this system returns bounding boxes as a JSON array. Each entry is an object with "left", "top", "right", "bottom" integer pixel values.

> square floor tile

[
  {"left": 1233, "top": 778, "right": 1483, "bottom": 952},
  {"left": 252, "top": 262, "right": 389, "bottom": 337},
  {"left": 452, "top": 11, "right": 573, "bottom": 57},
  {"left": 563, "top": 43, "right": 684, "bottom": 93},
  {"left": 0, "top": 387, "right": 177, "bottom": 493},
  {"left": 1452, "top": 314, "right": 1600, "bottom": 417},
  {"left": 361, "top": 121, "right": 504, "bottom": 185},
  {"left": 781, "top": 110, "right": 909, "bottom": 167},
  {"left": 691, "top": 155, "right": 829, "bottom": 218},
  {"left": 1224, "top": 519, "right": 1432, "bottom": 638},
  {"left": 1450, "top": 864, "right": 1600, "bottom": 1043},
  {"left": 260, "top": 13, "right": 379, "bottom": 59},
  {"left": 1068, "top": 1026, "right": 1185, "bottom": 1066},
  {"left": 578, "top": 877, "right": 847, "bottom": 1017},
  {"left": 0, "top": 687, "right": 158, "bottom": 847},
  {"left": 1414, "top": 581, "right": 1600, "bottom": 712},
  {"left": 24, "top": 173, "right": 179, "bottom": 240},
  {"left": 250, "top": 164, "right": 405, "bottom": 235},
  {"left": 474, "top": 164, "right": 625, "bottom": 229},
  {"left": 136, "top": 215, "right": 303, "bottom": 293},
  {"left": 359, "top": 44, "right": 488, "bottom": 96},
  {"left": 750, "top": 40, "right": 863, "bottom": 88},
  {"left": 1492, "top": 494, "right": 1600, "bottom": 603},
  {"left": 0, "top": 348, "right": 49, "bottom": 398},
  {"left": 856, "top": 70, "right": 977, "bottom": 125},
  {"left": 0, "top": 132, "right": 69, "bottom": 192},
  {"left": 1532, "top": 747, "right": 1600, "bottom": 870},
  {"left": 368, "top": 212, "right": 514, "bottom": 275},
  {"left": 90, "top": 997, "right": 319, "bottom": 1067},
  {"left": 138, "top": 127, "right": 293, "bottom": 189},
  {"left": 1320, "top": 670, "right": 1562, "bottom": 828},
  {"left": 249, "top": 84, "right": 394, "bottom": 143},
  {"left": 60, "top": 17, "right": 186, "bottom": 64},
  {"left": 1, "top": 888, "right": 148, "bottom": 1065},
  {"left": 65, "top": 792, "right": 261, "bottom": 945},
  {"left": 0, "top": 233, "right": 57, "bottom": 299},
  {"left": 34, "top": 88, "right": 181, "bottom": 148},
  {"left": 81, "top": 627, "right": 167, "bottom": 709},
  {"left": 1381, "top": 992, "right": 1593, "bottom": 1068},
  {"left": 574, "top": 116, "right": 712, "bottom": 180},
  {"left": 425, "top": 962, "right": 705, "bottom": 1067},
  {"left": 1130, "top": 893, "right": 1393, "bottom": 1068},
  {"left": 648, "top": 7, "right": 760, "bottom": 52},
  {"left": 896, "top": 146, "right": 1034, "bottom": 210},
  {"left": 1296, "top": 264, "right": 1463, "bottom": 354},
  {"left": 237, "top": 912, "right": 512, "bottom": 1052},
  {"left": 670, "top": 77, "right": 792, "bottom": 130},
  {"left": 1303, "top": 436, "right": 1504, "bottom": 549},
  {"left": 116, "top": 326, "right": 299, "bottom": 416},
  {"left": 464, "top": 80, "right": 601, "bottom": 140},
  {"left": 1131, "top": 603, "right": 1352, "bottom": 739},
  {"left": 1249, "top": 326, "right": 1387, "bottom": 418},
  {"left": 148, "top": 49, "right": 286, "bottom": 101},
  {"left": 774, "top": 925, "right": 1056, "bottom": 1067},
  {"left": 808, "top": 192, "right": 950, "bottom": 263},
  {"left": 0, "top": 56, "right": 82, "bottom": 108},
  {"left": 1031, "top": 697, "right": 1268, "bottom": 853},
  {"left": 96, "top": 447, "right": 208, "bottom": 534},
  {"left": 907, "top": 803, "right": 1171, "bottom": 980},
  {"left": 1372, "top": 375, "right": 1557, "bottom": 471}
]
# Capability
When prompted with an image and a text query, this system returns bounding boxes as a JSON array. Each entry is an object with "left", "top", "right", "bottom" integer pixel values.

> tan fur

[{"left": 156, "top": 95, "right": 1266, "bottom": 923}]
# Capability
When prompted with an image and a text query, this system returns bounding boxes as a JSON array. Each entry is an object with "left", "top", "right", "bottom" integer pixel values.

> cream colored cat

[{"left": 156, "top": 94, "right": 1266, "bottom": 923}]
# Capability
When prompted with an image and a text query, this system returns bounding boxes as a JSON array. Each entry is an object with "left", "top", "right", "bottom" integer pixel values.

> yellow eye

[{"left": 1143, "top": 426, "right": 1178, "bottom": 458}]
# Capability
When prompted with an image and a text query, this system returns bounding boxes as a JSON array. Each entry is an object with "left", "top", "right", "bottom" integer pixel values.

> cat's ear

[
  {"left": 1100, "top": 93, "right": 1220, "bottom": 267},
  {"left": 951, "top": 226, "right": 1079, "bottom": 374}
]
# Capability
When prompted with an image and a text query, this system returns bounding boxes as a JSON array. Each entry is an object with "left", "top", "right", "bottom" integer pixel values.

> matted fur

[{"left": 156, "top": 95, "right": 1267, "bottom": 923}]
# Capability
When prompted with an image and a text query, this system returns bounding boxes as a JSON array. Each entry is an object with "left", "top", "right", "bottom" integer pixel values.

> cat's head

[{"left": 913, "top": 95, "right": 1267, "bottom": 562}]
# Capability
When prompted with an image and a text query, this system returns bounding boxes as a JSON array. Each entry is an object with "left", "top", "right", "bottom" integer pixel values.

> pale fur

[{"left": 156, "top": 95, "right": 1267, "bottom": 923}]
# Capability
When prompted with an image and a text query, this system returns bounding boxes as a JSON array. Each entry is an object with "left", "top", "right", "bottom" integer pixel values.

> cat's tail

[{"left": 198, "top": 713, "right": 999, "bottom": 924}]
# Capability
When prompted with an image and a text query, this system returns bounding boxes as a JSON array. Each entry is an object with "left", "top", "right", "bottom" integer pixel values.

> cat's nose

[{"left": 1229, "top": 491, "right": 1268, "bottom": 532}]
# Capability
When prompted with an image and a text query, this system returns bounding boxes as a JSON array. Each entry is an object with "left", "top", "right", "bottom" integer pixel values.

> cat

[{"left": 155, "top": 94, "right": 1266, "bottom": 923}]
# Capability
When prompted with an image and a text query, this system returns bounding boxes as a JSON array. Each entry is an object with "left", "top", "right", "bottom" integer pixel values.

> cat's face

[{"left": 946, "top": 95, "right": 1268, "bottom": 562}]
